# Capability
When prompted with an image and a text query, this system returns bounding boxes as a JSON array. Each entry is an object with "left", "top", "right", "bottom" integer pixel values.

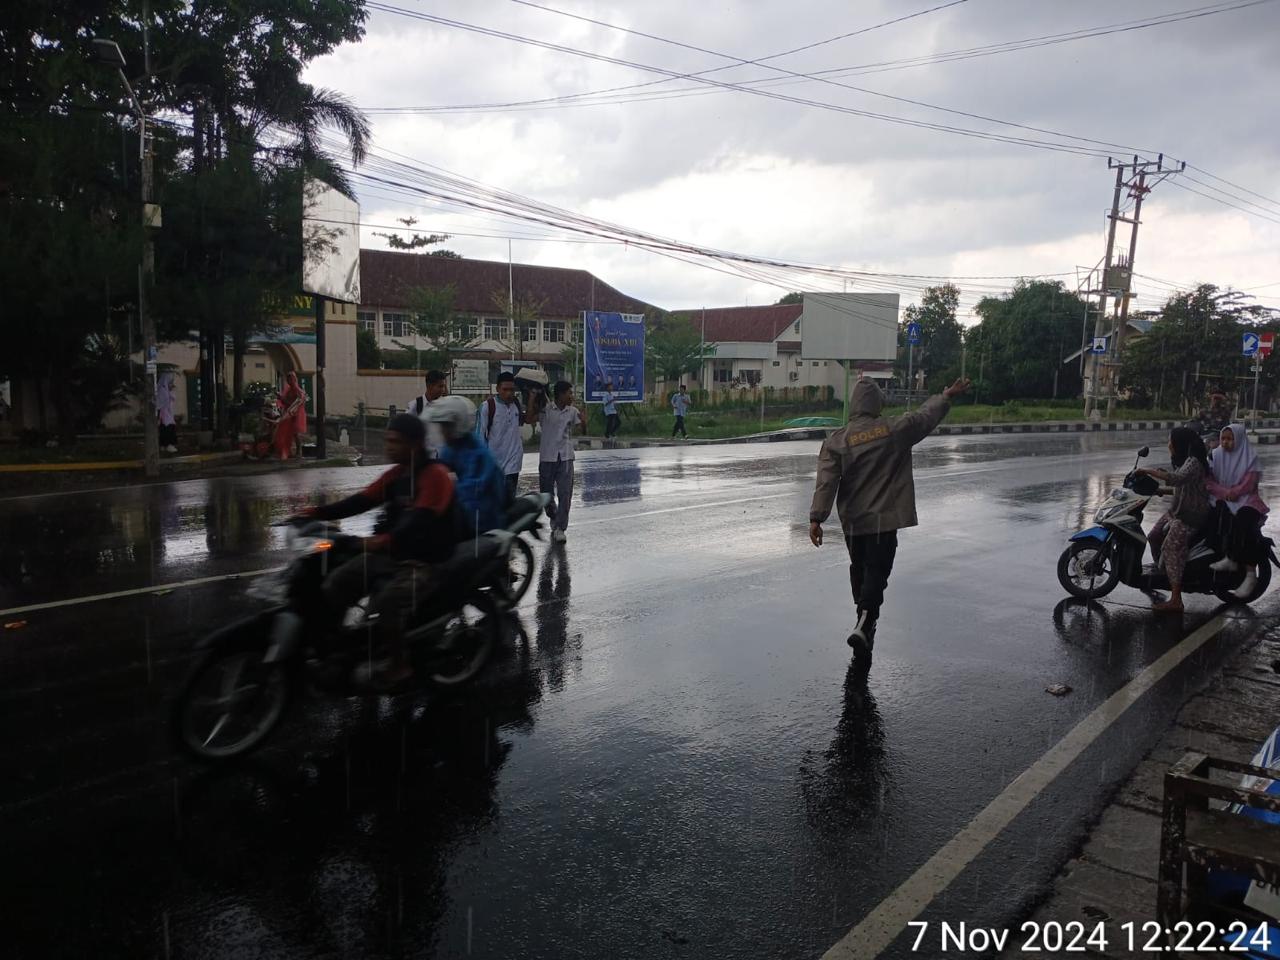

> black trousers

[
  {"left": 845, "top": 530, "right": 898, "bottom": 618},
  {"left": 672, "top": 415, "right": 686, "bottom": 437},
  {"left": 605, "top": 413, "right": 620, "bottom": 438},
  {"left": 505, "top": 473, "right": 520, "bottom": 501},
  {"left": 1210, "top": 501, "right": 1266, "bottom": 566}
]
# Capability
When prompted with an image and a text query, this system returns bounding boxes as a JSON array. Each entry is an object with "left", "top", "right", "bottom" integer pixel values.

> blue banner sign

[{"left": 584, "top": 310, "right": 645, "bottom": 403}]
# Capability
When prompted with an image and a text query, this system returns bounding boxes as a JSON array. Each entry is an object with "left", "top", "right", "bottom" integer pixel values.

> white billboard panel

[
  {"left": 302, "top": 178, "right": 361, "bottom": 303},
  {"left": 800, "top": 292, "right": 899, "bottom": 361}
]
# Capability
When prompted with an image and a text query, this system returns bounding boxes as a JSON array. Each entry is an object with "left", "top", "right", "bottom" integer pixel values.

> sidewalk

[{"left": 1002, "top": 623, "right": 1280, "bottom": 957}]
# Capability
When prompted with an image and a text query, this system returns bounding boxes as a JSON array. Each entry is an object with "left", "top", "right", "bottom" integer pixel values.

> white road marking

[
  {"left": 822, "top": 612, "right": 1229, "bottom": 960},
  {"left": 0, "top": 448, "right": 1141, "bottom": 616},
  {"left": 0, "top": 568, "right": 281, "bottom": 618}
]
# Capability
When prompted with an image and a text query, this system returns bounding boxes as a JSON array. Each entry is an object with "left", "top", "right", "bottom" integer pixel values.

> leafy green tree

[
  {"left": 652, "top": 312, "right": 717, "bottom": 383},
  {"left": 967, "top": 280, "right": 1089, "bottom": 402},
  {"left": 1121, "top": 285, "right": 1277, "bottom": 413},
  {"left": 395, "top": 284, "right": 479, "bottom": 373},
  {"left": 489, "top": 290, "right": 548, "bottom": 362},
  {"left": 356, "top": 325, "right": 381, "bottom": 369},
  {"left": 898, "top": 284, "right": 964, "bottom": 389},
  {"left": 776, "top": 292, "right": 803, "bottom": 305}
]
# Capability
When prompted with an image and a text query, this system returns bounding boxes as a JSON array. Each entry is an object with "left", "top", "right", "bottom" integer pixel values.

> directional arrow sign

[{"left": 1243, "top": 332, "right": 1260, "bottom": 356}]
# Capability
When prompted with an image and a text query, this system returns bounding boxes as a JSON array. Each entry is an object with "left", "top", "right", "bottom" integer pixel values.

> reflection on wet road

[{"left": 3, "top": 432, "right": 1278, "bottom": 959}]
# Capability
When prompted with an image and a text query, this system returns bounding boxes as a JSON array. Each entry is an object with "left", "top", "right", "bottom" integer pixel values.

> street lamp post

[{"left": 93, "top": 39, "right": 160, "bottom": 478}]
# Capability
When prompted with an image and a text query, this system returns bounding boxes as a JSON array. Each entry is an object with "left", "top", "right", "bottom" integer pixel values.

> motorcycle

[
  {"left": 172, "top": 495, "right": 549, "bottom": 763},
  {"left": 495, "top": 493, "right": 548, "bottom": 606},
  {"left": 1057, "top": 445, "right": 1278, "bottom": 603}
]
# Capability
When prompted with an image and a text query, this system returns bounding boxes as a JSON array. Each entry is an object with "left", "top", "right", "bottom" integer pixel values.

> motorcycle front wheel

[
  {"left": 494, "top": 536, "right": 535, "bottom": 607},
  {"left": 174, "top": 635, "right": 291, "bottom": 762},
  {"left": 1057, "top": 540, "right": 1121, "bottom": 600}
]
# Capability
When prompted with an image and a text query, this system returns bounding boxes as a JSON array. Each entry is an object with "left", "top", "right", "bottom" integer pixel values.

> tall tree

[
  {"left": 651, "top": 313, "right": 717, "bottom": 384},
  {"left": 776, "top": 292, "right": 803, "bottom": 305},
  {"left": 1121, "top": 285, "right": 1278, "bottom": 412},
  {"left": 967, "top": 280, "right": 1089, "bottom": 402},
  {"left": 397, "top": 284, "right": 479, "bottom": 374},
  {"left": 489, "top": 289, "right": 548, "bottom": 362},
  {"left": 373, "top": 216, "right": 460, "bottom": 257},
  {"left": 898, "top": 284, "right": 963, "bottom": 389}
]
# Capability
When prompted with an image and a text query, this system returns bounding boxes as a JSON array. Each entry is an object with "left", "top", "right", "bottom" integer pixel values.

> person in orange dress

[{"left": 273, "top": 372, "right": 307, "bottom": 459}]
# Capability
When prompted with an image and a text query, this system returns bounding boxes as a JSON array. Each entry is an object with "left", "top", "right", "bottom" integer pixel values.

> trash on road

[
  {"left": 1045, "top": 683, "right": 1072, "bottom": 697},
  {"left": 4, "top": 620, "right": 28, "bottom": 630}
]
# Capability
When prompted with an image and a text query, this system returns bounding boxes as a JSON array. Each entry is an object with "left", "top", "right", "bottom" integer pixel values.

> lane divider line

[
  {"left": 822, "top": 612, "right": 1229, "bottom": 960},
  {"left": 0, "top": 568, "right": 282, "bottom": 619}
]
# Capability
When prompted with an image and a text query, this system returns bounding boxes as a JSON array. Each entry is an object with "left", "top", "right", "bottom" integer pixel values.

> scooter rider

[{"left": 294, "top": 413, "right": 461, "bottom": 691}]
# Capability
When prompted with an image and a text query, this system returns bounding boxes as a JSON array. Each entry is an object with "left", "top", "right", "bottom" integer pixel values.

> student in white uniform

[
  {"left": 477, "top": 372, "right": 526, "bottom": 498},
  {"left": 525, "top": 380, "right": 586, "bottom": 543},
  {"left": 407, "top": 369, "right": 448, "bottom": 456}
]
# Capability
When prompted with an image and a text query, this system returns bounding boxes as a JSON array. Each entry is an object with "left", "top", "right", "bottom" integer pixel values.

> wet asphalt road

[{"left": 2, "top": 433, "right": 1278, "bottom": 960}]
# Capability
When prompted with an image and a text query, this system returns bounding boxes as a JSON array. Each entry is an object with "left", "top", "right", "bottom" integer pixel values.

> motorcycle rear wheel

[
  {"left": 174, "top": 635, "right": 291, "bottom": 762},
  {"left": 423, "top": 595, "right": 500, "bottom": 688},
  {"left": 1213, "top": 558, "right": 1272, "bottom": 604},
  {"left": 1057, "top": 541, "right": 1121, "bottom": 600}
]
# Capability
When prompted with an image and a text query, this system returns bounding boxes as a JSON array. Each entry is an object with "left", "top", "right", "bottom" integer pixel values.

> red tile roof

[
  {"left": 359, "top": 249, "right": 656, "bottom": 317},
  {"left": 679, "top": 303, "right": 803, "bottom": 343}
]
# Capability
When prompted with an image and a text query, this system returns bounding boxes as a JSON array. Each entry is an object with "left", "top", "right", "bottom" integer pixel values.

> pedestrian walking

[
  {"left": 602, "top": 381, "right": 621, "bottom": 440},
  {"left": 527, "top": 380, "right": 586, "bottom": 543},
  {"left": 671, "top": 385, "right": 691, "bottom": 439},
  {"left": 156, "top": 370, "right": 178, "bottom": 453},
  {"left": 408, "top": 369, "right": 448, "bottom": 456},
  {"left": 808, "top": 376, "right": 971, "bottom": 670},
  {"left": 477, "top": 372, "right": 526, "bottom": 499}
]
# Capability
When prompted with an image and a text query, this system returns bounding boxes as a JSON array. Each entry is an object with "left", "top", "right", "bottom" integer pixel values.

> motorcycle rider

[
  {"left": 809, "top": 375, "right": 972, "bottom": 670},
  {"left": 431, "top": 395, "right": 512, "bottom": 537},
  {"left": 295, "top": 413, "right": 461, "bottom": 691},
  {"left": 1136, "top": 427, "right": 1211, "bottom": 614}
]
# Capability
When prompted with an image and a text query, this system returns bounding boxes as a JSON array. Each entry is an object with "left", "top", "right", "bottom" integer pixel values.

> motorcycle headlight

[{"left": 1096, "top": 501, "right": 1137, "bottom": 522}]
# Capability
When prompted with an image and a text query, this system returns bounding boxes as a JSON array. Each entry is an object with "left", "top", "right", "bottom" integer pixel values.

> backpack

[
  {"left": 439, "top": 437, "right": 510, "bottom": 534},
  {"left": 481, "top": 394, "right": 523, "bottom": 442},
  {"left": 414, "top": 395, "right": 425, "bottom": 415}
]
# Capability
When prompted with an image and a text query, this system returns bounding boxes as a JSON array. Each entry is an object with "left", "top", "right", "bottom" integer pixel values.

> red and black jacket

[{"left": 307, "top": 461, "right": 460, "bottom": 563}]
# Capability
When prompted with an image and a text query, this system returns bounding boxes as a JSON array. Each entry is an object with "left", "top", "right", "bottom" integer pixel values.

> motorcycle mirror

[{"left": 1137, "top": 446, "right": 1150, "bottom": 458}]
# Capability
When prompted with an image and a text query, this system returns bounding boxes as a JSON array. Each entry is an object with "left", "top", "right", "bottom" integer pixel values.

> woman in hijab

[
  {"left": 1137, "top": 426, "right": 1212, "bottom": 613},
  {"left": 273, "top": 372, "right": 308, "bottom": 460},
  {"left": 1208, "top": 423, "right": 1269, "bottom": 598}
]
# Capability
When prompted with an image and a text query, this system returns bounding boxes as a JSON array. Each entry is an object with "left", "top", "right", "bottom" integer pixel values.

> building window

[
  {"left": 383, "top": 312, "right": 410, "bottom": 338},
  {"left": 713, "top": 362, "right": 733, "bottom": 383},
  {"left": 812, "top": 361, "right": 820, "bottom": 366},
  {"left": 795, "top": 359, "right": 803, "bottom": 366},
  {"left": 544, "top": 321, "right": 566, "bottom": 343},
  {"left": 793, "top": 321, "right": 800, "bottom": 334},
  {"left": 357, "top": 310, "right": 376, "bottom": 332},
  {"left": 521, "top": 322, "right": 539, "bottom": 342},
  {"left": 742, "top": 369, "right": 762, "bottom": 386},
  {"left": 484, "top": 317, "right": 508, "bottom": 341},
  {"left": 772, "top": 360, "right": 781, "bottom": 366}
]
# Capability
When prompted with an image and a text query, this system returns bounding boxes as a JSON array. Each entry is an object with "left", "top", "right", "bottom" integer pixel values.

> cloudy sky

[{"left": 304, "top": 0, "right": 1280, "bottom": 321}]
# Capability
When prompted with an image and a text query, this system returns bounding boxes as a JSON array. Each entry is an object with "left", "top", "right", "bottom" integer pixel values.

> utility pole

[
  {"left": 92, "top": 39, "right": 159, "bottom": 477},
  {"left": 314, "top": 295, "right": 327, "bottom": 459},
  {"left": 1084, "top": 155, "right": 1184, "bottom": 418}
]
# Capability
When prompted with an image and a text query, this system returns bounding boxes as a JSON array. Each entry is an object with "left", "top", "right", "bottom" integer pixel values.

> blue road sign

[
  {"left": 1244, "top": 332, "right": 1260, "bottom": 356},
  {"left": 1091, "top": 336, "right": 1108, "bottom": 354},
  {"left": 906, "top": 321, "right": 921, "bottom": 345}
]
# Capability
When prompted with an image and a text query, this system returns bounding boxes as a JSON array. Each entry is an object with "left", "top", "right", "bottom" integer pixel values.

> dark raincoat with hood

[{"left": 809, "top": 380, "right": 953, "bottom": 536}]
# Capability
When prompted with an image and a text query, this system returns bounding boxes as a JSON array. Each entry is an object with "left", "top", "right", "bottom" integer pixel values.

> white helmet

[{"left": 425, "top": 395, "right": 476, "bottom": 435}]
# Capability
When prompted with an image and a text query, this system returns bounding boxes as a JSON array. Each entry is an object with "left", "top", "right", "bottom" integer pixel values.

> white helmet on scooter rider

[{"left": 425, "top": 395, "right": 476, "bottom": 439}]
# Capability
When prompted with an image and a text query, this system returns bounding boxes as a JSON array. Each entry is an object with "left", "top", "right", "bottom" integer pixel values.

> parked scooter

[
  {"left": 1057, "top": 445, "right": 1277, "bottom": 603},
  {"left": 173, "top": 502, "right": 545, "bottom": 763}
]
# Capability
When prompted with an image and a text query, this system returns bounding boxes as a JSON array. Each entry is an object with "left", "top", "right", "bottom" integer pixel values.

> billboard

[
  {"left": 302, "top": 178, "right": 361, "bottom": 304},
  {"left": 584, "top": 310, "right": 645, "bottom": 403},
  {"left": 800, "top": 292, "right": 899, "bottom": 361}
]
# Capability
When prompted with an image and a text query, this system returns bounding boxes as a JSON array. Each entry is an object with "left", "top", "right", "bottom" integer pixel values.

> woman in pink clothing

[
  {"left": 1207, "top": 423, "right": 1269, "bottom": 599},
  {"left": 273, "top": 372, "right": 308, "bottom": 459}
]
